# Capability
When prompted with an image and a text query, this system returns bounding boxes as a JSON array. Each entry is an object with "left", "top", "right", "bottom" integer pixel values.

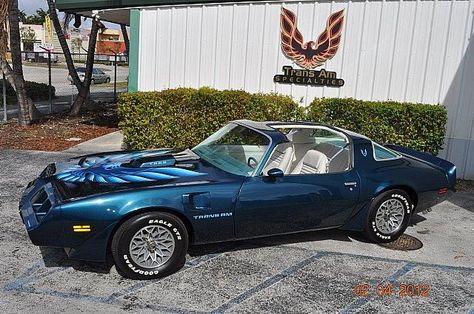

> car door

[
  {"left": 91, "top": 69, "right": 98, "bottom": 82},
  {"left": 234, "top": 170, "right": 360, "bottom": 238},
  {"left": 234, "top": 127, "right": 361, "bottom": 238},
  {"left": 97, "top": 69, "right": 107, "bottom": 83}
]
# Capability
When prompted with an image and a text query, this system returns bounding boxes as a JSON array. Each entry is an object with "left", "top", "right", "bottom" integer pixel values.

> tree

[
  {"left": 71, "top": 37, "right": 83, "bottom": 54},
  {"left": 69, "top": 16, "right": 100, "bottom": 115},
  {"left": 18, "top": 9, "right": 26, "bottom": 23},
  {"left": 120, "top": 24, "right": 129, "bottom": 58},
  {"left": 0, "top": 0, "right": 41, "bottom": 125},
  {"left": 21, "top": 8, "right": 47, "bottom": 25},
  {"left": 20, "top": 26, "right": 36, "bottom": 50},
  {"left": 47, "top": 0, "right": 101, "bottom": 116},
  {"left": 46, "top": 1, "right": 82, "bottom": 91}
]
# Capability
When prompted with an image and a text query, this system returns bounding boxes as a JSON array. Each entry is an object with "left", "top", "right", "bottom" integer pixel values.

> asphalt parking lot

[{"left": 1, "top": 149, "right": 473, "bottom": 313}]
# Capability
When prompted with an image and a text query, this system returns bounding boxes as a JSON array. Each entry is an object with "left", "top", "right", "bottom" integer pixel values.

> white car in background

[{"left": 68, "top": 67, "right": 111, "bottom": 85}]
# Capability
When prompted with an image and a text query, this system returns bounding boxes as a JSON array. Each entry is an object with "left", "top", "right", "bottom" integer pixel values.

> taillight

[{"left": 438, "top": 187, "right": 448, "bottom": 194}]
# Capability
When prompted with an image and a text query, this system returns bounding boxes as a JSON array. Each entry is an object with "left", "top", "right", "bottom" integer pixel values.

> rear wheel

[
  {"left": 365, "top": 189, "right": 413, "bottom": 243},
  {"left": 111, "top": 212, "right": 188, "bottom": 279},
  {"left": 105, "top": 77, "right": 110, "bottom": 84}
]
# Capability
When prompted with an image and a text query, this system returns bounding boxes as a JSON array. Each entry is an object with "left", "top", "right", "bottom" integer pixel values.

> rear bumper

[{"left": 415, "top": 189, "right": 454, "bottom": 213}]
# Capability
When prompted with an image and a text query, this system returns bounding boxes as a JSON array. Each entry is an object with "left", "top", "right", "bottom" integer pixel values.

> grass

[{"left": 101, "top": 81, "right": 128, "bottom": 89}]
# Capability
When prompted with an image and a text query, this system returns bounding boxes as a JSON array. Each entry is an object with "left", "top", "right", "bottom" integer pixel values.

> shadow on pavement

[
  {"left": 188, "top": 229, "right": 367, "bottom": 256},
  {"left": 37, "top": 228, "right": 365, "bottom": 275},
  {"left": 36, "top": 206, "right": 457, "bottom": 276},
  {"left": 39, "top": 246, "right": 114, "bottom": 274}
]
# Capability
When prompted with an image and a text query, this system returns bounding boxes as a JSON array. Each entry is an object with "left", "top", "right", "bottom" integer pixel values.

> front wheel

[
  {"left": 111, "top": 212, "right": 188, "bottom": 279},
  {"left": 365, "top": 189, "right": 413, "bottom": 243}
]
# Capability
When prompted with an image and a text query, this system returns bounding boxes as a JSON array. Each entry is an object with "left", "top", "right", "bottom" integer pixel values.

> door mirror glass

[{"left": 267, "top": 168, "right": 284, "bottom": 178}]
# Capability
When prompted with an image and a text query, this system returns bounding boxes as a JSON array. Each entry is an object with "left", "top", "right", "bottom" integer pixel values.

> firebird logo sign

[{"left": 274, "top": 8, "right": 345, "bottom": 87}]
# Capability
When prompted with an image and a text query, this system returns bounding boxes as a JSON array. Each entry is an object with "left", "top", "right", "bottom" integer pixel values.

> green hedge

[
  {"left": 118, "top": 88, "right": 447, "bottom": 155},
  {"left": 118, "top": 87, "right": 303, "bottom": 149},
  {"left": 307, "top": 98, "right": 447, "bottom": 155},
  {"left": 0, "top": 80, "right": 56, "bottom": 105}
]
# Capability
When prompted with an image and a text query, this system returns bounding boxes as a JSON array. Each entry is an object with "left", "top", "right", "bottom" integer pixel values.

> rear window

[
  {"left": 76, "top": 67, "right": 86, "bottom": 73},
  {"left": 373, "top": 142, "right": 400, "bottom": 160}
]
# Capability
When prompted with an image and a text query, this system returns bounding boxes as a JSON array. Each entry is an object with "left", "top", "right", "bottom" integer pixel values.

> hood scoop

[{"left": 129, "top": 149, "right": 200, "bottom": 168}]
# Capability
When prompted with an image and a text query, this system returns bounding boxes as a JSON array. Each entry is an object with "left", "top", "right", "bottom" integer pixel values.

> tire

[
  {"left": 111, "top": 212, "right": 188, "bottom": 280},
  {"left": 105, "top": 77, "right": 110, "bottom": 84},
  {"left": 364, "top": 189, "right": 413, "bottom": 243}
]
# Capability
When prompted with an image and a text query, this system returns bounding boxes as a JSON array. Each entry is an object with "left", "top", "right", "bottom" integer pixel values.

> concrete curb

[{"left": 63, "top": 131, "right": 124, "bottom": 155}]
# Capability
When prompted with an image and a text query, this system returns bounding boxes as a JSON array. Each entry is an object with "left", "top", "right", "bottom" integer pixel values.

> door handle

[{"left": 344, "top": 182, "right": 357, "bottom": 187}]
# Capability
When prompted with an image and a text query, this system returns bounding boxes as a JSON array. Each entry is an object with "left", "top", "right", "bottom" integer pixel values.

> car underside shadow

[
  {"left": 188, "top": 229, "right": 370, "bottom": 257},
  {"left": 39, "top": 246, "right": 114, "bottom": 274},
  {"left": 409, "top": 213, "right": 427, "bottom": 226}
]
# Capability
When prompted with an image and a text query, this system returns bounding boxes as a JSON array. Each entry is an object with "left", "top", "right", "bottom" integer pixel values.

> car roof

[{"left": 232, "top": 119, "right": 370, "bottom": 142}]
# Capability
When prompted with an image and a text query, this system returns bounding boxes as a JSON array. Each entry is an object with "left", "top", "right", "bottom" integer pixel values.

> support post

[
  {"left": 114, "top": 53, "right": 117, "bottom": 102},
  {"left": 48, "top": 50, "right": 52, "bottom": 114},
  {"left": 2, "top": 72, "right": 6, "bottom": 121}
]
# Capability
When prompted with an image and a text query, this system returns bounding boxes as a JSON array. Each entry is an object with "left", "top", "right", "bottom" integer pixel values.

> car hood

[{"left": 42, "top": 149, "right": 226, "bottom": 200}]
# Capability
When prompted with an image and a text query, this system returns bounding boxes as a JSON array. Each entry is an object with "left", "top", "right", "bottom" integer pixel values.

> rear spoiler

[{"left": 385, "top": 144, "right": 456, "bottom": 189}]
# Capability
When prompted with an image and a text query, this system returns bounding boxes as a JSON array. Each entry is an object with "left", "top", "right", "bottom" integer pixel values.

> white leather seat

[
  {"left": 291, "top": 150, "right": 329, "bottom": 174},
  {"left": 263, "top": 142, "right": 294, "bottom": 174}
]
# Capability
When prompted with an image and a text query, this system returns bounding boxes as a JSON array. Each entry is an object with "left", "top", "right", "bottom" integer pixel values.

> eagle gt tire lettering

[
  {"left": 111, "top": 212, "right": 188, "bottom": 280},
  {"left": 365, "top": 189, "right": 413, "bottom": 243}
]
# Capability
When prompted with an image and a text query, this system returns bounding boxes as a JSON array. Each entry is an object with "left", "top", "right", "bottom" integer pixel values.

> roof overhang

[
  {"left": 56, "top": 0, "right": 269, "bottom": 11},
  {"left": 57, "top": 0, "right": 269, "bottom": 25},
  {"left": 76, "top": 8, "right": 131, "bottom": 25}
]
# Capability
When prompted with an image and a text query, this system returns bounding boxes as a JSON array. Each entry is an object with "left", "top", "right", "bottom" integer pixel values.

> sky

[
  {"left": 19, "top": 0, "right": 48, "bottom": 15},
  {"left": 18, "top": 0, "right": 121, "bottom": 29}
]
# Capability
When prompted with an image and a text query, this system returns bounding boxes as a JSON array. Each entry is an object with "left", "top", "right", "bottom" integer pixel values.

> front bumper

[
  {"left": 19, "top": 180, "right": 66, "bottom": 247},
  {"left": 19, "top": 177, "right": 114, "bottom": 262}
]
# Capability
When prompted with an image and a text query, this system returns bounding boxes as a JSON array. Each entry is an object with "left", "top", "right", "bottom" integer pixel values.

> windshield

[{"left": 193, "top": 123, "right": 270, "bottom": 176}]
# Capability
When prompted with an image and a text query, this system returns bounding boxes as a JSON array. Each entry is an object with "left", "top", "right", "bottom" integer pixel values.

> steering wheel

[{"left": 247, "top": 157, "right": 258, "bottom": 169}]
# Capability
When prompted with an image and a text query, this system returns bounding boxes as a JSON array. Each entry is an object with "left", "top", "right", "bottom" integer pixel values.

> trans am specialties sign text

[
  {"left": 275, "top": 7, "right": 345, "bottom": 87},
  {"left": 274, "top": 66, "right": 344, "bottom": 87}
]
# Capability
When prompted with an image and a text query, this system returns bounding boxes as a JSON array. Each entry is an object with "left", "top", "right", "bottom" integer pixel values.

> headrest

[{"left": 291, "top": 129, "right": 313, "bottom": 144}]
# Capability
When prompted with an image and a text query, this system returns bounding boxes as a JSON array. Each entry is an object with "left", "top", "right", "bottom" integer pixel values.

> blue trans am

[{"left": 19, "top": 120, "right": 456, "bottom": 279}]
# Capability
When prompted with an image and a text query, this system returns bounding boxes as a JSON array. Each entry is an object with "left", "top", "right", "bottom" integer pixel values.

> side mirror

[{"left": 267, "top": 168, "right": 284, "bottom": 178}]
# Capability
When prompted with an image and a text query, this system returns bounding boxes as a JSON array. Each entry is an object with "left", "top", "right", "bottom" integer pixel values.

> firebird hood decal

[{"left": 55, "top": 149, "right": 206, "bottom": 184}]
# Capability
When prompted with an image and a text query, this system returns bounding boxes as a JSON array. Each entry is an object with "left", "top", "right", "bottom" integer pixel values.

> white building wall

[{"left": 137, "top": 0, "right": 474, "bottom": 179}]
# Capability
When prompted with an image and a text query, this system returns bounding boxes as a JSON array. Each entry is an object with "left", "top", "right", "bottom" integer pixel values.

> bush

[
  {"left": 0, "top": 80, "right": 56, "bottom": 103},
  {"left": 307, "top": 98, "right": 447, "bottom": 155},
  {"left": 118, "top": 87, "right": 303, "bottom": 149},
  {"left": 118, "top": 88, "right": 447, "bottom": 155}
]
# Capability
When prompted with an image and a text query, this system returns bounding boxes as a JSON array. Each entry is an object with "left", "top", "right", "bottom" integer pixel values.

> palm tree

[
  {"left": 69, "top": 16, "right": 100, "bottom": 115},
  {"left": 120, "top": 24, "right": 129, "bottom": 58},
  {"left": 46, "top": 0, "right": 82, "bottom": 91},
  {"left": 47, "top": 0, "right": 101, "bottom": 116}
]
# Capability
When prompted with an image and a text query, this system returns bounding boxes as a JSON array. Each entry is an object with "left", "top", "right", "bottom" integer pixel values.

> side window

[
  {"left": 373, "top": 142, "right": 400, "bottom": 160},
  {"left": 267, "top": 127, "right": 351, "bottom": 176}
]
